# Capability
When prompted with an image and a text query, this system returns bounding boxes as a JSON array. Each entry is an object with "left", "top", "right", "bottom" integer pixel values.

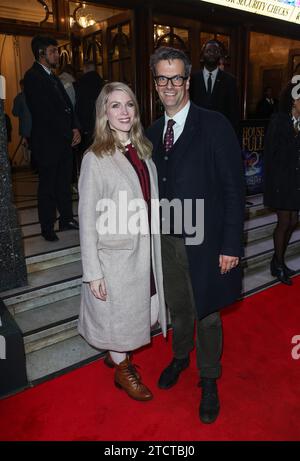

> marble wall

[{"left": 0, "top": 98, "right": 27, "bottom": 292}]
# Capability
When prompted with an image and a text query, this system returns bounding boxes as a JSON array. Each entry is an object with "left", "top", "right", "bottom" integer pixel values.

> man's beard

[{"left": 45, "top": 57, "right": 58, "bottom": 69}]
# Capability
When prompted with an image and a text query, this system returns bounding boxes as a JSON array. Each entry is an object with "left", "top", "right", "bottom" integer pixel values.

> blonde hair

[{"left": 89, "top": 82, "right": 152, "bottom": 159}]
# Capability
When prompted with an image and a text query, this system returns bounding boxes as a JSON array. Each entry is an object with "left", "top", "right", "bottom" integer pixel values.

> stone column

[{"left": 0, "top": 98, "right": 27, "bottom": 291}]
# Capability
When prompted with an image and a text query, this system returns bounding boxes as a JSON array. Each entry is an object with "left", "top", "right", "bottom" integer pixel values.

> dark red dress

[{"left": 124, "top": 143, "right": 156, "bottom": 296}]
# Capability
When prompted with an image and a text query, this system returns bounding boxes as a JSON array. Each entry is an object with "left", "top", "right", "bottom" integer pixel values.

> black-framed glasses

[{"left": 154, "top": 75, "right": 188, "bottom": 87}]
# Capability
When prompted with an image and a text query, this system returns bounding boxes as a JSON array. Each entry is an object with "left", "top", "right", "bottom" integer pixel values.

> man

[
  {"left": 12, "top": 79, "right": 34, "bottom": 169},
  {"left": 24, "top": 35, "right": 81, "bottom": 241},
  {"left": 147, "top": 47, "right": 244, "bottom": 424},
  {"left": 256, "top": 86, "right": 278, "bottom": 119},
  {"left": 12, "top": 79, "right": 32, "bottom": 142},
  {"left": 75, "top": 61, "right": 104, "bottom": 155},
  {"left": 190, "top": 40, "right": 239, "bottom": 133}
]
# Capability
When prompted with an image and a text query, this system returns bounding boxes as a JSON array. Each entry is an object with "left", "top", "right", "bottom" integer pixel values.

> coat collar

[{"left": 109, "top": 148, "right": 158, "bottom": 201}]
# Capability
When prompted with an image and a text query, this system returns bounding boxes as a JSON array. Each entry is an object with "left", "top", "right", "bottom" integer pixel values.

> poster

[{"left": 240, "top": 120, "right": 268, "bottom": 196}]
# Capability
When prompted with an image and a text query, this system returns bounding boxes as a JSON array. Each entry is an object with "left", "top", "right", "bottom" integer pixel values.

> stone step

[
  {"left": 4, "top": 223, "right": 300, "bottom": 316},
  {"left": 15, "top": 295, "right": 80, "bottom": 335},
  {"left": 24, "top": 211, "right": 278, "bottom": 274},
  {"left": 24, "top": 318, "right": 79, "bottom": 354},
  {"left": 25, "top": 334, "right": 102, "bottom": 383},
  {"left": 26, "top": 245, "right": 81, "bottom": 274},
  {"left": 243, "top": 229, "right": 300, "bottom": 270},
  {"left": 2, "top": 260, "right": 82, "bottom": 315}
]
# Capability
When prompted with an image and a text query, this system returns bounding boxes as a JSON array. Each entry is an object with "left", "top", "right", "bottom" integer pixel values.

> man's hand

[
  {"left": 89, "top": 278, "right": 107, "bottom": 300},
  {"left": 219, "top": 255, "right": 239, "bottom": 274},
  {"left": 72, "top": 128, "right": 81, "bottom": 147}
]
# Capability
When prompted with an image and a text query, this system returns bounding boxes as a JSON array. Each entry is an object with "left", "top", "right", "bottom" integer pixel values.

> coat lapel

[
  {"left": 150, "top": 118, "right": 165, "bottom": 158},
  {"left": 171, "top": 103, "right": 199, "bottom": 172},
  {"left": 199, "top": 71, "right": 207, "bottom": 96},
  {"left": 109, "top": 149, "right": 144, "bottom": 199}
]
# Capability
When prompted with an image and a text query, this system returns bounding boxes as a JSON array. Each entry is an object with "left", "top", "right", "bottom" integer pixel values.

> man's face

[
  {"left": 43, "top": 45, "right": 59, "bottom": 69},
  {"left": 203, "top": 43, "right": 221, "bottom": 67},
  {"left": 154, "top": 59, "right": 190, "bottom": 117}
]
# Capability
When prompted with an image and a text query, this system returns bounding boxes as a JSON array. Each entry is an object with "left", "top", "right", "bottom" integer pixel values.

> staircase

[{"left": 2, "top": 170, "right": 300, "bottom": 385}]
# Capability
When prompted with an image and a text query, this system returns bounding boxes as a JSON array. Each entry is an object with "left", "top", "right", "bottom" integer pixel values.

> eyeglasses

[{"left": 154, "top": 75, "right": 188, "bottom": 87}]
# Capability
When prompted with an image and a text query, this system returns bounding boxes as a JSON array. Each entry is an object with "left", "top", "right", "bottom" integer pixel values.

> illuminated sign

[{"left": 200, "top": 0, "right": 300, "bottom": 24}]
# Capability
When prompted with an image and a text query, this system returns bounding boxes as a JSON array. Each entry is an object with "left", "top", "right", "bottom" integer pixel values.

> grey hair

[{"left": 150, "top": 47, "right": 192, "bottom": 77}]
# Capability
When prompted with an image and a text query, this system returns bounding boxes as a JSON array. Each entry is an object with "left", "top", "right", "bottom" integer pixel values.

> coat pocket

[{"left": 97, "top": 238, "right": 134, "bottom": 250}]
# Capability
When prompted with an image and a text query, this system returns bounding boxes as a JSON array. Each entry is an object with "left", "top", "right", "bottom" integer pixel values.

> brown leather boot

[
  {"left": 114, "top": 357, "right": 153, "bottom": 401},
  {"left": 104, "top": 352, "right": 141, "bottom": 380}
]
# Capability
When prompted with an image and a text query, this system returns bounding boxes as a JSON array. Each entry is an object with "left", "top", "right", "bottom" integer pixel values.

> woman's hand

[{"left": 89, "top": 278, "right": 107, "bottom": 300}]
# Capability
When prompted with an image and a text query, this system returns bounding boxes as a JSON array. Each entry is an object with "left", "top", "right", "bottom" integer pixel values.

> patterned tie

[
  {"left": 163, "top": 119, "right": 176, "bottom": 152},
  {"left": 207, "top": 72, "right": 212, "bottom": 95}
]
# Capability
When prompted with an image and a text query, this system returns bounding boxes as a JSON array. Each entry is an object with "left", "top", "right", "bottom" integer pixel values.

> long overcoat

[
  {"left": 146, "top": 103, "right": 245, "bottom": 319},
  {"left": 24, "top": 62, "right": 78, "bottom": 167},
  {"left": 263, "top": 112, "right": 300, "bottom": 210},
  {"left": 78, "top": 150, "right": 167, "bottom": 351}
]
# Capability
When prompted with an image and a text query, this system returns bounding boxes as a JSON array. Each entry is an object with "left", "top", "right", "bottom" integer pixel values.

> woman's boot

[
  {"left": 114, "top": 356, "right": 153, "bottom": 401},
  {"left": 104, "top": 352, "right": 141, "bottom": 380},
  {"left": 270, "top": 255, "right": 292, "bottom": 285}
]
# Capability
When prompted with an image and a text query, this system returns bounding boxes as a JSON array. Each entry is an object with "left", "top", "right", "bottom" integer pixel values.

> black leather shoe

[
  {"left": 158, "top": 357, "right": 189, "bottom": 389},
  {"left": 59, "top": 219, "right": 79, "bottom": 231},
  {"left": 199, "top": 378, "right": 220, "bottom": 424},
  {"left": 270, "top": 256, "right": 292, "bottom": 286},
  {"left": 41, "top": 230, "right": 59, "bottom": 242},
  {"left": 283, "top": 263, "right": 296, "bottom": 277}
]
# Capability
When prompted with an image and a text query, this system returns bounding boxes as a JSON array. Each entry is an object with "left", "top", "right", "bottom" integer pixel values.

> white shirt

[
  {"left": 163, "top": 101, "right": 190, "bottom": 145},
  {"left": 37, "top": 61, "right": 52, "bottom": 76},
  {"left": 203, "top": 67, "right": 218, "bottom": 92}
]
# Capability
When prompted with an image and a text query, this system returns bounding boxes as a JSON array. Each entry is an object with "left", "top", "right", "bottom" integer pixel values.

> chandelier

[{"left": 72, "top": 2, "right": 96, "bottom": 29}]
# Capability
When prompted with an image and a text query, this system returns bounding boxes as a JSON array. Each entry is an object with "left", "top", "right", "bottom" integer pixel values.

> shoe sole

[
  {"left": 199, "top": 412, "right": 220, "bottom": 424},
  {"left": 114, "top": 381, "right": 153, "bottom": 401}
]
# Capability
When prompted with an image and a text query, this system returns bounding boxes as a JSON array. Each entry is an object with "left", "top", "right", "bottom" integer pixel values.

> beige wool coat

[{"left": 78, "top": 149, "right": 167, "bottom": 352}]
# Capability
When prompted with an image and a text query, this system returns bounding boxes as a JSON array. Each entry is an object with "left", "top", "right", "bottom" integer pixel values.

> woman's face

[
  {"left": 293, "top": 98, "right": 300, "bottom": 117},
  {"left": 106, "top": 90, "right": 135, "bottom": 141}
]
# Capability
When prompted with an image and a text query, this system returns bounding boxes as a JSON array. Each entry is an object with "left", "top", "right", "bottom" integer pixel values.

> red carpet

[{"left": 1, "top": 277, "right": 300, "bottom": 441}]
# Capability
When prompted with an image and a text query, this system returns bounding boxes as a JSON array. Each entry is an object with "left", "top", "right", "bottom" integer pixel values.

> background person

[
  {"left": 190, "top": 39, "right": 239, "bottom": 133},
  {"left": 264, "top": 81, "right": 300, "bottom": 285},
  {"left": 24, "top": 35, "right": 81, "bottom": 241}
]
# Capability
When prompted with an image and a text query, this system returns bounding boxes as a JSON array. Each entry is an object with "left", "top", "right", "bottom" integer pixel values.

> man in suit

[
  {"left": 190, "top": 40, "right": 239, "bottom": 132},
  {"left": 256, "top": 86, "right": 278, "bottom": 119},
  {"left": 147, "top": 47, "right": 244, "bottom": 423},
  {"left": 75, "top": 61, "right": 104, "bottom": 158},
  {"left": 24, "top": 35, "right": 81, "bottom": 241}
]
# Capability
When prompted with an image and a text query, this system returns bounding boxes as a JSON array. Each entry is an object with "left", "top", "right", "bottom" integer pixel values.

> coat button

[
  {"left": 162, "top": 177, "right": 167, "bottom": 182},
  {"left": 164, "top": 156, "right": 168, "bottom": 160}
]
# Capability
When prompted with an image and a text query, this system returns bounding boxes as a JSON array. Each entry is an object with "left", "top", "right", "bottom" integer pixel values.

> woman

[
  {"left": 78, "top": 82, "right": 167, "bottom": 401},
  {"left": 264, "top": 81, "right": 300, "bottom": 285}
]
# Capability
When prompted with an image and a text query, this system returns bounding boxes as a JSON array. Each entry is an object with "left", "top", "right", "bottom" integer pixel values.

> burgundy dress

[{"left": 124, "top": 143, "right": 156, "bottom": 296}]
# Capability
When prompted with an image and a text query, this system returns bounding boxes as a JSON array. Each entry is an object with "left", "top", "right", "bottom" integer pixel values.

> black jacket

[
  {"left": 190, "top": 69, "right": 239, "bottom": 133},
  {"left": 263, "top": 112, "right": 300, "bottom": 210},
  {"left": 24, "top": 62, "right": 78, "bottom": 166},
  {"left": 147, "top": 103, "right": 245, "bottom": 319},
  {"left": 75, "top": 71, "right": 104, "bottom": 135}
]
